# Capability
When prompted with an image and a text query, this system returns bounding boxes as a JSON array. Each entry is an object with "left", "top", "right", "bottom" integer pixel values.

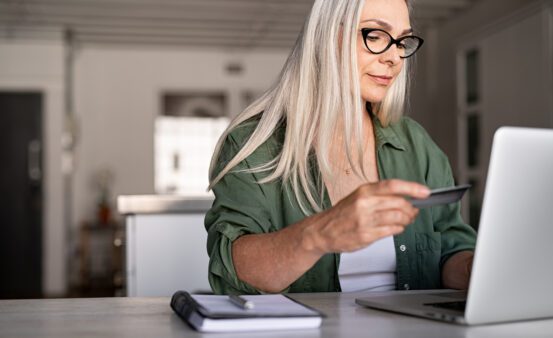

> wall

[
  {"left": 409, "top": 0, "right": 544, "bottom": 173},
  {"left": 0, "top": 40, "right": 289, "bottom": 295},
  {"left": 73, "top": 46, "right": 289, "bottom": 227},
  {"left": 0, "top": 40, "right": 66, "bottom": 296},
  {"left": 479, "top": 7, "right": 553, "bottom": 168}
]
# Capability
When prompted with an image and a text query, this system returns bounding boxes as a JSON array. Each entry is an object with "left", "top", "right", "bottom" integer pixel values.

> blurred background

[{"left": 1, "top": 0, "right": 552, "bottom": 299}]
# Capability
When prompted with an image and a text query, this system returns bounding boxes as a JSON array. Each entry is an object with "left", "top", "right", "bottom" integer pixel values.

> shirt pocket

[{"left": 415, "top": 232, "right": 442, "bottom": 289}]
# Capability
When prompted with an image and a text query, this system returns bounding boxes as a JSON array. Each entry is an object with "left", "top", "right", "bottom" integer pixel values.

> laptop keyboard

[
  {"left": 425, "top": 301, "right": 467, "bottom": 311},
  {"left": 432, "top": 291, "right": 467, "bottom": 299}
]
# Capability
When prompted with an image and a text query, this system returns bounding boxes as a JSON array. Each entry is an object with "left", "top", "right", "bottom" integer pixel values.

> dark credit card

[{"left": 409, "top": 184, "right": 471, "bottom": 208}]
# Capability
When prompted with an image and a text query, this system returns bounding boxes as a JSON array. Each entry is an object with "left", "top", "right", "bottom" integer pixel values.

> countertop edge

[{"left": 117, "top": 195, "right": 214, "bottom": 214}]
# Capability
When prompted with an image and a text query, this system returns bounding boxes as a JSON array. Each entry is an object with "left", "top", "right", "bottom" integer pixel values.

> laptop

[{"left": 356, "top": 127, "right": 553, "bottom": 325}]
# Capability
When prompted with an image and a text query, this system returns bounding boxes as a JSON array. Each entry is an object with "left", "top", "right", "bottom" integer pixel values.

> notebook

[
  {"left": 356, "top": 127, "right": 553, "bottom": 325},
  {"left": 170, "top": 291, "right": 324, "bottom": 332}
]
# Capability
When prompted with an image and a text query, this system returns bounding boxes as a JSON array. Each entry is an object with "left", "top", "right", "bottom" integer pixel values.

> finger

[
  {"left": 361, "top": 225, "right": 406, "bottom": 244},
  {"left": 368, "top": 196, "right": 419, "bottom": 218},
  {"left": 371, "top": 209, "right": 417, "bottom": 227},
  {"left": 351, "top": 224, "right": 409, "bottom": 251},
  {"left": 372, "top": 179, "right": 430, "bottom": 199}
]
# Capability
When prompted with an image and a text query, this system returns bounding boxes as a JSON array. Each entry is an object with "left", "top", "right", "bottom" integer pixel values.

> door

[{"left": 0, "top": 92, "right": 43, "bottom": 299}]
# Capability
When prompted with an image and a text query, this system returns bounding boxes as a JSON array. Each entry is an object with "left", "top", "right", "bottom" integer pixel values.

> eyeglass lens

[{"left": 364, "top": 30, "right": 421, "bottom": 58}]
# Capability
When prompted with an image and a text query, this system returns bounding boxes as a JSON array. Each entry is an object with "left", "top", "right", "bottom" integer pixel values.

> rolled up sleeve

[{"left": 205, "top": 132, "right": 275, "bottom": 295}]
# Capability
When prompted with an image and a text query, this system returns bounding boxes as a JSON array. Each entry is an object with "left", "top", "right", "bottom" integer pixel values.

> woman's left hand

[{"left": 442, "top": 251, "right": 474, "bottom": 290}]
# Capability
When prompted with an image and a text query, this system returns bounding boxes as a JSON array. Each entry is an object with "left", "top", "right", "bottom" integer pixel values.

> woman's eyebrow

[{"left": 360, "top": 19, "right": 413, "bottom": 35}]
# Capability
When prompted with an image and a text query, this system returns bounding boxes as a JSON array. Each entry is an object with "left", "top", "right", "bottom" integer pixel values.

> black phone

[{"left": 409, "top": 184, "right": 471, "bottom": 208}]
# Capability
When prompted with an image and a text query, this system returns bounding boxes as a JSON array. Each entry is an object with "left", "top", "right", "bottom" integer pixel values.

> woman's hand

[
  {"left": 301, "top": 179, "right": 430, "bottom": 254},
  {"left": 442, "top": 251, "right": 474, "bottom": 290},
  {"left": 232, "top": 179, "right": 430, "bottom": 293}
]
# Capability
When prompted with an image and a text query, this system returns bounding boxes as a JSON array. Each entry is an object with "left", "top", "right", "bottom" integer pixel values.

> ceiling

[{"left": 0, "top": 0, "right": 480, "bottom": 49}]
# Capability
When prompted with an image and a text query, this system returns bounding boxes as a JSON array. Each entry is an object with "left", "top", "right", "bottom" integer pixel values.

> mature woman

[{"left": 205, "top": 0, "right": 476, "bottom": 295}]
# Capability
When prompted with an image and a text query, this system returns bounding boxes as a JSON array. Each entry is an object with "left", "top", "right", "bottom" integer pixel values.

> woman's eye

[{"left": 367, "top": 36, "right": 381, "bottom": 41}]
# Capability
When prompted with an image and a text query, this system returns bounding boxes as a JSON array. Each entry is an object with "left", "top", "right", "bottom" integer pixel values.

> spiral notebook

[{"left": 170, "top": 291, "right": 324, "bottom": 332}]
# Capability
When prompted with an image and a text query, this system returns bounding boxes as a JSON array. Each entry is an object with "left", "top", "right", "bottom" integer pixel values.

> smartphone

[{"left": 409, "top": 184, "right": 471, "bottom": 208}]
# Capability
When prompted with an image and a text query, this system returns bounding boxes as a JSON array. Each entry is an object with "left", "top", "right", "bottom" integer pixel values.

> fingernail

[{"left": 420, "top": 187, "right": 431, "bottom": 195}]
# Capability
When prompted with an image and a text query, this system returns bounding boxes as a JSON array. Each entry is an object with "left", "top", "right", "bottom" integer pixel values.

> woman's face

[{"left": 357, "top": 0, "right": 411, "bottom": 104}]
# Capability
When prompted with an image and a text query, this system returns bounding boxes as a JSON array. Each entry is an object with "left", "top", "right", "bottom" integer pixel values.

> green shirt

[{"left": 205, "top": 115, "right": 477, "bottom": 295}]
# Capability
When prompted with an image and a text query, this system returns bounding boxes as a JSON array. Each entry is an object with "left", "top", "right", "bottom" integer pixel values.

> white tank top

[{"left": 338, "top": 236, "right": 397, "bottom": 292}]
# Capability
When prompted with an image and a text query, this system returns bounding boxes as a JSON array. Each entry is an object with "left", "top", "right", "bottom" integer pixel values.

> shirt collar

[{"left": 372, "top": 113, "right": 407, "bottom": 151}]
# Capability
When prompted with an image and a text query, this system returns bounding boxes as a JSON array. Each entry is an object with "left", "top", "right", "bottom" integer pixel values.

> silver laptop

[{"left": 356, "top": 127, "right": 553, "bottom": 325}]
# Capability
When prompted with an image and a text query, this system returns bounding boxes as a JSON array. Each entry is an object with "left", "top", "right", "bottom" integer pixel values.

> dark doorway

[{"left": 0, "top": 92, "right": 43, "bottom": 299}]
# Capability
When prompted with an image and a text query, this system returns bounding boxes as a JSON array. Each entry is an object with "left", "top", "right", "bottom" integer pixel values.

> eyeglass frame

[{"left": 360, "top": 28, "right": 424, "bottom": 59}]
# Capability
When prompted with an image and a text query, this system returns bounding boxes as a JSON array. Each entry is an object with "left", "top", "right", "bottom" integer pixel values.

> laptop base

[{"left": 356, "top": 290, "right": 468, "bottom": 325}]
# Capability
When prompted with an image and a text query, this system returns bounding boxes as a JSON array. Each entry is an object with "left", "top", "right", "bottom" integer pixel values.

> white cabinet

[{"left": 119, "top": 196, "right": 213, "bottom": 296}]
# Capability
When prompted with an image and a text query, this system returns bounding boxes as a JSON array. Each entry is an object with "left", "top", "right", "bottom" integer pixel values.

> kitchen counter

[{"left": 117, "top": 195, "right": 214, "bottom": 215}]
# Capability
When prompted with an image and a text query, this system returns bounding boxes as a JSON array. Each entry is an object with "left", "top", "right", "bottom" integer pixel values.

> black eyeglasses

[{"left": 361, "top": 28, "right": 424, "bottom": 59}]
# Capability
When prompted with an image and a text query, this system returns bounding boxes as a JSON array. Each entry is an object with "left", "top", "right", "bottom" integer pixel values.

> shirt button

[
  {"left": 404, "top": 284, "right": 410, "bottom": 290},
  {"left": 400, "top": 244, "right": 407, "bottom": 252}
]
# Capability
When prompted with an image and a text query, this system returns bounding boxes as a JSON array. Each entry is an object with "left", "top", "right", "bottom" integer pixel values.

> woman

[{"left": 205, "top": 0, "right": 476, "bottom": 295}]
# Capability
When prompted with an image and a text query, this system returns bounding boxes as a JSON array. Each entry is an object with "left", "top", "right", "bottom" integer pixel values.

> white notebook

[{"left": 171, "top": 291, "right": 324, "bottom": 333}]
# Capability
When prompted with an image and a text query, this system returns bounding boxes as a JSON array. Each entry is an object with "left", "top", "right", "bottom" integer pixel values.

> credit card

[{"left": 409, "top": 184, "right": 471, "bottom": 208}]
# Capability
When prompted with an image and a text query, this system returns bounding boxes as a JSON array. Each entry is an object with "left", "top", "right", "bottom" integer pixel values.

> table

[{"left": 1, "top": 292, "right": 552, "bottom": 338}]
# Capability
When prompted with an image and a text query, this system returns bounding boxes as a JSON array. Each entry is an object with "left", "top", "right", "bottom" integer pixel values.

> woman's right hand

[
  {"left": 301, "top": 179, "right": 430, "bottom": 254},
  {"left": 232, "top": 179, "right": 430, "bottom": 293}
]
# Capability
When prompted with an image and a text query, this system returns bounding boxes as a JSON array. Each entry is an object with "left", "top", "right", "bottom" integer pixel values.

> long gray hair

[{"left": 209, "top": 0, "right": 411, "bottom": 215}]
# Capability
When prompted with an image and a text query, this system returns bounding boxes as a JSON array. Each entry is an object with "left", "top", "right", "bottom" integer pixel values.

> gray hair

[{"left": 209, "top": 0, "right": 411, "bottom": 215}]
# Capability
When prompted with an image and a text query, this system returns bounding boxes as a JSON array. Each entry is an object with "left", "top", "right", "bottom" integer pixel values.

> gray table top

[{"left": 1, "top": 292, "right": 552, "bottom": 338}]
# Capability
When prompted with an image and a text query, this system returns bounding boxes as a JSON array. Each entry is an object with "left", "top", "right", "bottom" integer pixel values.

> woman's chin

[
  {"left": 361, "top": 86, "right": 389, "bottom": 103},
  {"left": 362, "top": 93, "right": 387, "bottom": 104}
]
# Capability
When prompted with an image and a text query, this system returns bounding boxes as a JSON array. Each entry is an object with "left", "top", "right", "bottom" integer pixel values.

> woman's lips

[{"left": 368, "top": 74, "right": 392, "bottom": 85}]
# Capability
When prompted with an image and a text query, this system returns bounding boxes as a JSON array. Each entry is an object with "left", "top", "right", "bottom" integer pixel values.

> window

[{"left": 155, "top": 93, "right": 229, "bottom": 196}]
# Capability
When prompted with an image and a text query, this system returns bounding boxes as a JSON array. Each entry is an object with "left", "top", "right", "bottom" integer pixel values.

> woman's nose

[{"left": 380, "top": 43, "right": 402, "bottom": 65}]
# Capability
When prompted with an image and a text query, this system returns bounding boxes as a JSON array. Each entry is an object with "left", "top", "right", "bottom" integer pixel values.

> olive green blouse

[{"left": 205, "top": 114, "right": 477, "bottom": 295}]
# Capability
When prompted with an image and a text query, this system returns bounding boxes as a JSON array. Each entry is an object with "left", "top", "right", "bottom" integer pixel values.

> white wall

[
  {"left": 0, "top": 40, "right": 66, "bottom": 296},
  {"left": 0, "top": 40, "right": 289, "bottom": 295},
  {"left": 73, "top": 46, "right": 289, "bottom": 227}
]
